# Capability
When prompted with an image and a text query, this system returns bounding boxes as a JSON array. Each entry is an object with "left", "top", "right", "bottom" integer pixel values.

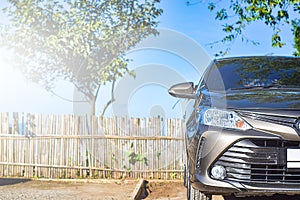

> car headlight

[{"left": 200, "top": 108, "right": 251, "bottom": 131}]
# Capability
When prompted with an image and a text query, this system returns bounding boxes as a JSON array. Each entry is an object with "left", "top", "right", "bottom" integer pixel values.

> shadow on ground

[
  {"left": 224, "top": 195, "right": 300, "bottom": 200},
  {"left": 0, "top": 178, "right": 31, "bottom": 186}
]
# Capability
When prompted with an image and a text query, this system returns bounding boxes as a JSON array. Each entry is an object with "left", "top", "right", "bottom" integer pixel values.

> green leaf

[
  {"left": 201, "top": 0, "right": 298, "bottom": 56},
  {"left": 208, "top": 3, "right": 215, "bottom": 11}
]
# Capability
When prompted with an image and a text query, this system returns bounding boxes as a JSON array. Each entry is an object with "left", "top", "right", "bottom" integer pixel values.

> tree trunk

[{"left": 90, "top": 96, "right": 96, "bottom": 116}]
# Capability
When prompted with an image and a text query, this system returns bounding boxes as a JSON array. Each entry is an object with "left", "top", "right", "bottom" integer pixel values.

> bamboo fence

[{"left": 0, "top": 113, "right": 186, "bottom": 180}]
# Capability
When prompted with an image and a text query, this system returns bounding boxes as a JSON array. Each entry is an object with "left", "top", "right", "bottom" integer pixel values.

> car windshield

[{"left": 205, "top": 57, "right": 300, "bottom": 91}]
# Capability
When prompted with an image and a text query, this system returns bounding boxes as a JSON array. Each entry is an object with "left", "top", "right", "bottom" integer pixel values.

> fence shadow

[{"left": 0, "top": 178, "right": 31, "bottom": 187}]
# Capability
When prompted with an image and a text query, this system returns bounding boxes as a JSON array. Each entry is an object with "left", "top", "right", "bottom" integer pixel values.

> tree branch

[
  {"left": 101, "top": 79, "right": 116, "bottom": 117},
  {"left": 94, "top": 83, "right": 101, "bottom": 102}
]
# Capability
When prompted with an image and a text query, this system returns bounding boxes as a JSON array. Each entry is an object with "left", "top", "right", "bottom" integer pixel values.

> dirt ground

[
  {"left": 0, "top": 178, "right": 223, "bottom": 200},
  {"left": 0, "top": 178, "right": 136, "bottom": 199},
  {"left": 1, "top": 178, "right": 300, "bottom": 200},
  {"left": 146, "top": 181, "right": 223, "bottom": 200}
]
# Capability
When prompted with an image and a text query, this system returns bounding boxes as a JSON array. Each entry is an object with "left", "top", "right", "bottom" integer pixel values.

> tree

[
  {"left": 187, "top": 0, "right": 300, "bottom": 56},
  {"left": 1, "top": 0, "right": 162, "bottom": 115}
]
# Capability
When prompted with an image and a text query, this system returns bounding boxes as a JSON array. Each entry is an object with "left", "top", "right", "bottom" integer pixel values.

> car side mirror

[{"left": 168, "top": 82, "right": 197, "bottom": 99}]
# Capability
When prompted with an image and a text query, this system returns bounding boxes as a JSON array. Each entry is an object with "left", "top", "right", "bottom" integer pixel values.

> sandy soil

[
  {"left": 145, "top": 181, "right": 300, "bottom": 200},
  {"left": 145, "top": 181, "right": 223, "bottom": 200}
]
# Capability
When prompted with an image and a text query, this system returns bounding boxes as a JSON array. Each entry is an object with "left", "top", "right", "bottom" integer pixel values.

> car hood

[{"left": 202, "top": 89, "right": 300, "bottom": 110}]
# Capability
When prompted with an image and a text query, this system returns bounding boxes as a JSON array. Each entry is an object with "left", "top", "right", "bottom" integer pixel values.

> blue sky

[
  {"left": 0, "top": 1, "right": 296, "bottom": 118},
  {"left": 158, "top": 1, "right": 295, "bottom": 56}
]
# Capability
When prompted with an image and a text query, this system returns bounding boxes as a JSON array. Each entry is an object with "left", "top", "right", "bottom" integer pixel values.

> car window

[{"left": 205, "top": 57, "right": 300, "bottom": 91}]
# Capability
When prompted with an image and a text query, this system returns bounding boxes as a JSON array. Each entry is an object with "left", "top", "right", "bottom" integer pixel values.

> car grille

[{"left": 214, "top": 139, "right": 300, "bottom": 185}]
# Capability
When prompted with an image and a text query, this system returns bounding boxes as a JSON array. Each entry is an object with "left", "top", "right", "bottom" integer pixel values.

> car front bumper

[{"left": 192, "top": 126, "right": 300, "bottom": 197}]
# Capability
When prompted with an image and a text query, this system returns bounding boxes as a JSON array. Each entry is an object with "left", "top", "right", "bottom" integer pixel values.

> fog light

[{"left": 211, "top": 165, "right": 226, "bottom": 180}]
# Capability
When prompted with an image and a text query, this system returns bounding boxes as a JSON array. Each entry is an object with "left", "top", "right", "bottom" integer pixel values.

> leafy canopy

[
  {"left": 1, "top": 0, "right": 162, "bottom": 114},
  {"left": 187, "top": 0, "right": 300, "bottom": 56}
]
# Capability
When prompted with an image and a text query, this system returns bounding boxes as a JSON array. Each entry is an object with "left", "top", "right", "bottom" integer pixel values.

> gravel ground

[
  {"left": 0, "top": 178, "right": 225, "bottom": 200},
  {"left": 0, "top": 189, "right": 76, "bottom": 200},
  {"left": 2, "top": 178, "right": 299, "bottom": 200},
  {"left": 0, "top": 178, "right": 135, "bottom": 200}
]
